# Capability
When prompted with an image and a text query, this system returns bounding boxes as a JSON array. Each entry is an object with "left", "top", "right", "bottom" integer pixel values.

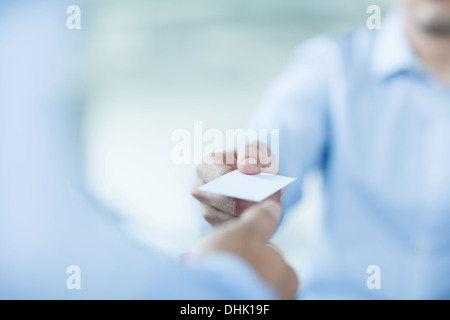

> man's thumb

[
  {"left": 237, "top": 142, "right": 262, "bottom": 175},
  {"left": 240, "top": 201, "right": 282, "bottom": 242}
]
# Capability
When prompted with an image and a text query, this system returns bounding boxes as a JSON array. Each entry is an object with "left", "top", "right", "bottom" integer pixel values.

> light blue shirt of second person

[{"left": 251, "top": 10, "right": 450, "bottom": 299}]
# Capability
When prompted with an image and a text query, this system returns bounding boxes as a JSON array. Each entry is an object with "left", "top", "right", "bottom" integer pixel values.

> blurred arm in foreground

[{"left": 0, "top": 0, "right": 297, "bottom": 299}]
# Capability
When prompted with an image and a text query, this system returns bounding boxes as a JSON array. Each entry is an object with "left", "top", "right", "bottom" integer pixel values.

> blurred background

[{"left": 83, "top": 0, "right": 391, "bottom": 273}]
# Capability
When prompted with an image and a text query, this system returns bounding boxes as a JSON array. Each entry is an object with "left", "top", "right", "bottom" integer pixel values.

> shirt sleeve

[{"left": 249, "top": 37, "right": 334, "bottom": 212}]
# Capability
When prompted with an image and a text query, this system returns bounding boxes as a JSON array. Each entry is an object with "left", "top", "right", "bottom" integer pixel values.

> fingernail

[{"left": 239, "top": 157, "right": 258, "bottom": 165}]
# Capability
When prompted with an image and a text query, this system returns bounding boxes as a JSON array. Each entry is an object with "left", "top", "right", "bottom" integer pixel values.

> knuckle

[
  {"left": 190, "top": 181, "right": 203, "bottom": 200},
  {"left": 190, "top": 186, "right": 200, "bottom": 200},
  {"left": 201, "top": 206, "right": 214, "bottom": 223}
]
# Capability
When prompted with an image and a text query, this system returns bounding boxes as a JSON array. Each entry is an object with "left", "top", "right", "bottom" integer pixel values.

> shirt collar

[{"left": 371, "top": 10, "right": 423, "bottom": 80}]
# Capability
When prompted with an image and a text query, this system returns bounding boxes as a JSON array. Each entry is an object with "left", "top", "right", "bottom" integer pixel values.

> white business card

[{"left": 198, "top": 170, "right": 296, "bottom": 202}]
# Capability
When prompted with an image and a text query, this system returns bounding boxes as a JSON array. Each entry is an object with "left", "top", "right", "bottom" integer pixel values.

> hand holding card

[{"left": 192, "top": 143, "right": 286, "bottom": 225}]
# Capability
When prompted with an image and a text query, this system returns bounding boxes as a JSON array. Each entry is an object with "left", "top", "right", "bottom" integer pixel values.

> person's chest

[{"left": 328, "top": 74, "right": 450, "bottom": 223}]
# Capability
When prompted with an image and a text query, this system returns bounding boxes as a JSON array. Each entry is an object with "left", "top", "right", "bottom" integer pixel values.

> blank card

[{"left": 198, "top": 170, "right": 296, "bottom": 202}]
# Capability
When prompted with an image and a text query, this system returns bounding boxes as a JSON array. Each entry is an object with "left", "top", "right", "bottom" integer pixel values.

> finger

[
  {"left": 263, "top": 246, "right": 299, "bottom": 300},
  {"left": 200, "top": 204, "right": 237, "bottom": 226},
  {"left": 257, "top": 141, "right": 278, "bottom": 174},
  {"left": 236, "top": 141, "right": 261, "bottom": 175},
  {"left": 191, "top": 179, "right": 257, "bottom": 216},
  {"left": 265, "top": 241, "right": 281, "bottom": 252},
  {"left": 281, "top": 264, "right": 299, "bottom": 300},
  {"left": 265, "top": 189, "right": 282, "bottom": 203},
  {"left": 236, "top": 141, "right": 278, "bottom": 175},
  {"left": 196, "top": 151, "right": 236, "bottom": 183},
  {"left": 193, "top": 191, "right": 256, "bottom": 217},
  {"left": 239, "top": 200, "right": 282, "bottom": 242}
]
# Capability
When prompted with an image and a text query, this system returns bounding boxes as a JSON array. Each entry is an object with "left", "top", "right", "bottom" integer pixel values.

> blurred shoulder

[{"left": 289, "top": 27, "right": 377, "bottom": 69}]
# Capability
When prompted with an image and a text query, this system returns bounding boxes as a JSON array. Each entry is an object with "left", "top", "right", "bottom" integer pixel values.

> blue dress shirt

[{"left": 251, "top": 10, "right": 450, "bottom": 299}]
